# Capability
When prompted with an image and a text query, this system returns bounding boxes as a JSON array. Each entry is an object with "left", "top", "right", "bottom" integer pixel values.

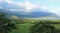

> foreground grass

[
  {"left": 10, "top": 23, "right": 60, "bottom": 33},
  {"left": 10, "top": 23, "right": 32, "bottom": 33}
]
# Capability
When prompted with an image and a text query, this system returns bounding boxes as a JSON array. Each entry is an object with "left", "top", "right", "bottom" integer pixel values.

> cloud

[
  {"left": 9, "top": 9, "right": 21, "bottom": 11},
  {"left": 0, "top": 7, "right": 2, "bottom": 9},
  {"left": 22, "top": 0, "right": 40, "bottom": 12},
  {"left": 0, "top": 0, "right": 3, "bottom": 3},
  {"left": 48, "top": 7, "right": 60, "bottom": 16},
  {"left": 40, "top": 5, "right": 47, "bottom": 11},
  {"left": 0, "top": 0, "right": 47, "bottom": 12},
  {"left": 4, "top": 0, "right": 41, "bottom": 12},
  {"left": 5, "top": 0, "right": 15, "bottom": 3}
]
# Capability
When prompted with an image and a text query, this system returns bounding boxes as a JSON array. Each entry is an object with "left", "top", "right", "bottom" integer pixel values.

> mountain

[{"left": 0, "top": 8, "right": 59, "bottom": 19}]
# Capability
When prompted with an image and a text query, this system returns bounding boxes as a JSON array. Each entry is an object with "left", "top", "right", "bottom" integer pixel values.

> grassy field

[
  {"left": 10, "top": 23, "right": 60, "bottom": 33},
  {"left": 10, "top": 23, "right": 32, "bottom": 33}
]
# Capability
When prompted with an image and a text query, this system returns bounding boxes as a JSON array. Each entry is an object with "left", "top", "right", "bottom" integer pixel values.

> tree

[
  {"left": 30, "top": 20, "right": 56, "bottom": 33},
  {"left": 0, "top": 13, "right": 17, "bottom": 33}
]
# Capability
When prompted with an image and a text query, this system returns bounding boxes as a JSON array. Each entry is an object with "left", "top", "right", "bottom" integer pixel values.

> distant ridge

[{"left": 0, "top": 8, "right": 59, "bottom": 19}]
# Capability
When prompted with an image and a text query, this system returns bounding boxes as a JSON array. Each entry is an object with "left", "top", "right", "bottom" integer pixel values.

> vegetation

[
  {"left": 0, "top": 13, "right": 17, "bottom": 33},
  {"left": 10, "top": 23, "right": 60, "bottom": 33},
  {"left": 30, "top": 21, "right": 60, "bottom": 33},
  {"left": 10, "top": 23, "right": 32, "bottom": 33},
  {"left": 0, "top": 13, "right": 60, "bottom": 33}
]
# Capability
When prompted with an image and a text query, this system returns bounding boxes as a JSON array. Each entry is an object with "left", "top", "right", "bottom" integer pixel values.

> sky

[{"left": 0, "top": 0, "right": 60, "bottom": 16}]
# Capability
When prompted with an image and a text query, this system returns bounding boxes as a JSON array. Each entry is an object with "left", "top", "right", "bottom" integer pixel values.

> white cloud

[
  {"left": 48, "top": 7, "right": 60, "bottom": 16},
  {"left": 23, "top": 0, "right": 40, "bottom": 12},
  {"left": 0, "top": 0, "right": 3, "bottom": 3},
  {"left": 3, "top": 0, "right": 48, "bottom": 12},
  {"left": 9, "top": 9, "right": 21, "bottom": 11},
  {"left": 0, "top": 7, "right": 2, "bottom": 9},
  {"left": 40, "top": 6, "right": 47, "bottom": 11},
  {"left": 4, "top": 0, "right": 41, "bottom": 12},
  {"left": 5, "top": 0, "right": 15, "bottom": 3}
]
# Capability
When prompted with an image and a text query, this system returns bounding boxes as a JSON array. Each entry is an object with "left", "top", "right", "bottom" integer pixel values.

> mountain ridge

[{"left": 0, "top": 8, "right": 59, "bottom": 18}]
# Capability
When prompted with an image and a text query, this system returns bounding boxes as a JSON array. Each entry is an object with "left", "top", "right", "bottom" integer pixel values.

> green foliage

[
  {"left": 30, "top": 21, "right": 57, "bottom": 33},
  {"left": 0, "top": 13, "right": 17, "bottom": 33}
]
